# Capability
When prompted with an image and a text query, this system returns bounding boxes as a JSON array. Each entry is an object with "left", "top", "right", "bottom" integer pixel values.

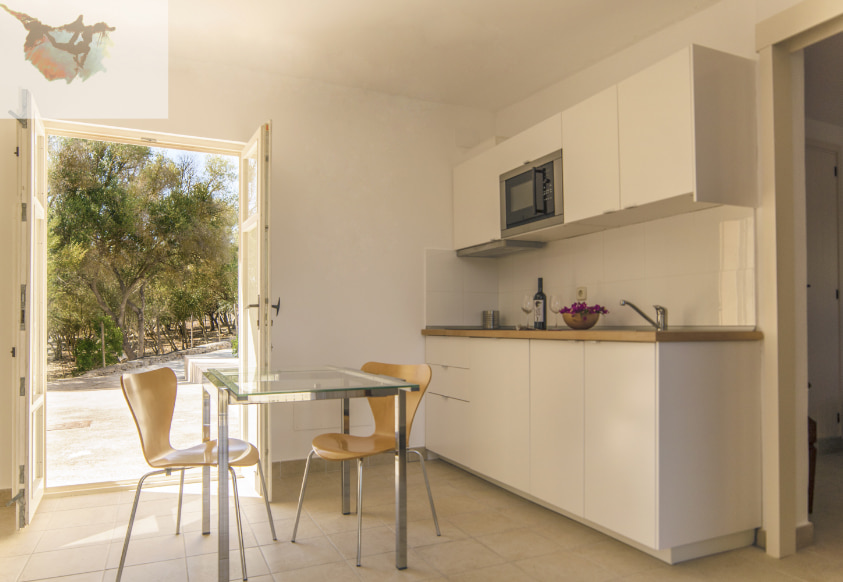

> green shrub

[
  {"left": 74, "top": 317, "right": 123, "bottom": 372},
  {"left": 231, "top": 336, "right": 238, "bottom": 356}
]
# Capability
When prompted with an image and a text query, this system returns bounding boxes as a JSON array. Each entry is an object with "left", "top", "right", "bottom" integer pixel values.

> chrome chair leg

[
  {"left": 356, "top": 457, "right": 363, "bottom": 567},
  {"left": 229, "top": 467, "right": 247, "bottom": 581},
  {"left": 256, "top": 459, "right": 277, "bottom": 541},
  {"left": 117, "top": 468, "right": 168, "bottom": 582},
  {"left": 292, "top": 450, "right": 315, "bottom": 542},
  {"left": 175, "top": 468, "right": 186, "bottom": 535},
  {"left": 410, "top": 449, "right": 441, "bottom": 536}
]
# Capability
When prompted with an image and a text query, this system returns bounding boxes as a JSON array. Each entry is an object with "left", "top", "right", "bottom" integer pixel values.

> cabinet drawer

[
  {"left": 426, "top": 336, "right": 470, "bottom": 368},
  {"left": 428, "top": 364, "right": 471, "bottom": 402},
  {"left": 425, "top": 392, "right": 470, "bottom": 466}
]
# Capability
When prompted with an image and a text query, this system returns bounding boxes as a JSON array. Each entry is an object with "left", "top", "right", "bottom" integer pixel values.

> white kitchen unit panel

[
  {"left": 425, "top": 392, "right": 470, "bottom": 466},
  {"left": 453, "top": 114, "right": 562, "bottom": 250},
  {"left": 584, "top": 341, "right": 657, "bottom": 547},
  {"left": 562, "top": 86, "right": 621, "bottom": 223},
  {"left": 530, "top": 340, "right": 584, "bottom": 516},
  {"left": 656, "top": 342, "right": 762, "bottom": 548},
  {"left": 618, "top": 45, "right": 756, "bottom": 210},
  {"left": 469, "top": 338, "right": 531, "bottom": 492}
]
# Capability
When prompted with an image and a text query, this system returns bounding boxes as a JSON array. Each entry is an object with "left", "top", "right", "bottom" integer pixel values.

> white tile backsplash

[{"left": 425, "top": 206, "right": 757, "bottom": 329}]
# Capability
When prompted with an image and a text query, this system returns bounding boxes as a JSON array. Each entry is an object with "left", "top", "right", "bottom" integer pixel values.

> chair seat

[
  {"left": 147, "top": 438, "right": 259, "bottom": 468},
  {"left": 311, "top": 433, "right": 395, "bottom": 461}
]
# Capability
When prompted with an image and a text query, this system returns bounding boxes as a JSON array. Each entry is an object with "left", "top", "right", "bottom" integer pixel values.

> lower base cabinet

[{"left": 424, "top": 336, "right": 761, "bottom": 563}]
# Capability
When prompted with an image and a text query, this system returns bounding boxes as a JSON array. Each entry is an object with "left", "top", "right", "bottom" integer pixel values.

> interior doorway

[
  {"left": 804, "top": 30, "right": 843, "bottom": 519},
  {"left": 44, "top": 129, "right": 241, "bottom": 489}
]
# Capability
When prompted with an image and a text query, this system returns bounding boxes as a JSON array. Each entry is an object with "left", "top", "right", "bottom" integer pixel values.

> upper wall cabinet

[
  {"left": 453, "top": 114, "right": 562, "bottom": 250},
  {"left": 467, "top": 44, "right": 756, "bottom": 249},
  {"left": 562, "top": 86, "right": 621, "bottom": 223},
  {"left": 617, "top": 45, "right": 756, "bottom": 210}
]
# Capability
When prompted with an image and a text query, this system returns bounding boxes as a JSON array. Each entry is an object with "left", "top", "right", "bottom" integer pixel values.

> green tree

[{"left": 48, "top": 138, "right": 237, "bottom": 360}]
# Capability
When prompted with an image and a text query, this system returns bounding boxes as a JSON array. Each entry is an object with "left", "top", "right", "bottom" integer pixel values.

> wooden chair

[
  {"left": 118, "top": 367, "right": 276, "bottom": 582},
  {"left": 291, "top": 362, "right": 440, "bottom": 566}
]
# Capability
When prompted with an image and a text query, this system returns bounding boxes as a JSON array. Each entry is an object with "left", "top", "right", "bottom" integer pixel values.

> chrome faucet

[{"left": 619, "top": 300, "right": 668, "bottom": 331}]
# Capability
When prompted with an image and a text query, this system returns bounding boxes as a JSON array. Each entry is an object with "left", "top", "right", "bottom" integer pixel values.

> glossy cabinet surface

[
  {"left": 424, "top": 335, "right": 762, "bottom": 563},
  {"left": 562, "top": 86, "right": 621, "bottom": 222},
  {"left": 530, "top": 340, "right": 584, "bottom": 516}
]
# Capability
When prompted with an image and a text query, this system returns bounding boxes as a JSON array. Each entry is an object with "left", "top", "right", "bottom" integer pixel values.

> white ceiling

[{"left": 170, "top": 0, "right": 721, "bottom": 111}]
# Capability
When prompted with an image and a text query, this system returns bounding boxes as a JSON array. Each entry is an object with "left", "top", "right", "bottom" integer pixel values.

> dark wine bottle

[{"left": 533, "top": 277, "right": 546, "bottom": 330}]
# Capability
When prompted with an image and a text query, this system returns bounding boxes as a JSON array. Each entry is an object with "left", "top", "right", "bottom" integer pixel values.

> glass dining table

[{"left": 202, "top": 366, "right": 420, "bottom": 581}]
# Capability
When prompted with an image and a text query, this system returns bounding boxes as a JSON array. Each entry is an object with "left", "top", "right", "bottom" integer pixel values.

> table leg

[
  {"left": 341, "top": 397, "right": 351, "bottom": 515},
  {"left": 218, "top": 391, "right": 230, "bottom": 582},
  {"left": 202, "top": 386, "right": 211, "bottom": 535},
  {"left": 395, "top": 390, "right": 407, "bottom": 570}
]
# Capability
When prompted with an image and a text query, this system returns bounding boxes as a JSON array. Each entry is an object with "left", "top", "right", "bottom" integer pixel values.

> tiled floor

[{"left": 1, "top": 451, "right": 842, "bottom": 581}]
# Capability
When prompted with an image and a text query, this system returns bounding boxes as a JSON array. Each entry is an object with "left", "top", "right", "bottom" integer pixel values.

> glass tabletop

[{"left": 203, "top": 366, "right": 419, "bottom": 403}]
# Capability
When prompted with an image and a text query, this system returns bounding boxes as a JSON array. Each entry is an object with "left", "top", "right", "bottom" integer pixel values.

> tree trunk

[{"left": 137, "top": 284, "right": 146, "bottom": 359}]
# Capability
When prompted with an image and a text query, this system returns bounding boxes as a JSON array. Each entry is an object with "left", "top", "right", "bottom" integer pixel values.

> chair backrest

[
  {"left": 361, "top": 362, "right": 432, "bottom": 439},
  {"left": 121, "top": 367, "right": 178, "bottom": 466}
]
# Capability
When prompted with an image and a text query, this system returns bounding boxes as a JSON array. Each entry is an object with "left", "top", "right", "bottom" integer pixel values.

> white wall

[{"left": 109, "top": 58, "right": 493, "bottom": 461}]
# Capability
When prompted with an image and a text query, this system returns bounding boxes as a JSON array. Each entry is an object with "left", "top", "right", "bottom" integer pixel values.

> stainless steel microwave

[{"left": 500, "top": 149, "right": 563, "bottom": 237}]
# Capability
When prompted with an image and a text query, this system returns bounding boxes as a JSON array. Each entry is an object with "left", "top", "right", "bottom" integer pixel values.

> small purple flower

[{"left": 559, "top": 302, "right": 609, "bottom": 315}]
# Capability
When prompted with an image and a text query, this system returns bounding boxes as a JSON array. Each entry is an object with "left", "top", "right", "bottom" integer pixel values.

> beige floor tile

[
  {"left": 0, "top": 528, "right": 43, "bottom": 559},
  {"left": 329, "top": 525, "right": 397, "bottom": 561},
  {"left": 427, "top": 494, "right": 487, "bottom": 518},
  {"left": 414, "top": 538, "right": 505, "bottom": 576},
  {"left": 35, "top": 523, "right": 121, "bottom": 553},
  {"left": 103, "top": 557, "right": 187, "bottom": 582},
  {"left": 19, "top": 543, "right": 110, "bottom": 581},
  {"left": 19, "top": 572, "right": 105, "bottom": 582},
  {"left": 678, "top": 547, "right": 813, "bottom": 582},
  {"left": 266, "top": 514, "right": 321, "bottom": 545},
  {"left": 532, "top": 517, "right": 610, "bottom": 549},
  {"left": 46, "top": 506, "right": 118, "bottom": 530},
  {"left": 0, "top": 554, "right": 29, "bottom": 582},
  {"left": 353, "top": 548, "right": 441, "bottom": 582},
  {"left": 475, "top": 527, "right": 559, "bottom": 561},
  {"left": 406, "top": 517, "right": 467, "bottom": 549},
  {"left": 514, "top": 550, "right": 616, "bottom": 582},
  {"left": 260, "top": 535, "right": 344, "bottom": 573},
  {"left": 445, "top": 562, "right": 537, "bottom": 582},
  {"left": 573, "top": 538, "right": 670, "bottom": 578},
  {"left": 105, "top": 533, "right": 185, "bottom": 569},
  {"left": 445, "top": 510, "right": 521, "bottom": 537},
  {"left": 270, "top": 560, "right": 361, "bottom": 581},
  {"left": 186, "top": 546, "right": 270, "bottom": 580},
  {"left": 306, "top": 508, "right": 388, "bottom": 535}
]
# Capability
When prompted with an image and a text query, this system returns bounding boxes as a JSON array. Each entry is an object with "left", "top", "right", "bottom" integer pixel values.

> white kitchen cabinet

[
  {"left": 583, "top": 340, "right": 762, "bottom": 554},
  {"left": 529, "top": 340, "right": 584, "bottom": 516},
  {"left": 617, "top": 45, "right": 756, "bottom": 209},
  {"left": 562, "top": 86, "right": 621, "bottom": 223},
  {"left": 468, "top": 338, "right": 531, "bottom": 492},
  {"left": 583, "top": 341, "right": 657, "bottom": 546},
  {"left": 425, "top": 337, "right": 472, "bottom": 466},
  {"left": 453, "top": 114, "right": 562, "bottom": 250}
]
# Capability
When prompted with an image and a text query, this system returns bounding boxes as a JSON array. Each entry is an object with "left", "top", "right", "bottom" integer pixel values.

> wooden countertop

[{"left": 422, "top": 327, "right": 763, "bottom": 343}]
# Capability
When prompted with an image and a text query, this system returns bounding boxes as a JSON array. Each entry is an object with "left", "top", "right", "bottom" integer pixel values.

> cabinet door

[
  {"left": 618, "top": 47, "right": 694, "bottom": 208},
  {"left": 584, "top": 342, "right": 657, "bottom": 547},
  {"left": 530, "top": 340, "right": 584, "bottom": 516},
  {"left": 469, "top": 338, "right": 531, "bottom": 492},
  {"left": 562, "top": 87, "right": 621, "bottom": 223},
  {"left": 425, "top": 392, "right": 470, "bottom": 466},
  {"left": 453, "top": 150, "right": 503, "bottom": 250}
]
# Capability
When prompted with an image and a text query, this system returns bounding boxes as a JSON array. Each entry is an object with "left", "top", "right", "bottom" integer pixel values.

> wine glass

[
  {"left": 550, "top": 295, "right": 563, "bottom": 329},
  {"left": 520, "top": 295, "right": 534, "bottom": 329}
]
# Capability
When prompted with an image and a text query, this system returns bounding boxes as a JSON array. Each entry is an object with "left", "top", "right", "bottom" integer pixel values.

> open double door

[{"left": 10, "top": 99, "right": 272, "bottom": 527}]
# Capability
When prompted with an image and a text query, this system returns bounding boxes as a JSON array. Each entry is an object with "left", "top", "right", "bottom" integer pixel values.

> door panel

[
  {"left": 806, "top": 144, "right": 841, "bottom": 439},
  {"left": 239, "top": 123, "right": 272, "bottom": 497},
  {"left": 14, "top": 93, "right": 47, "bottom": 529}
]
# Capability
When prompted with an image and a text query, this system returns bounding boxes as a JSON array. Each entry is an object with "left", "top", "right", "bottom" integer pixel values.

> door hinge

[
  {"left": 18, "top": 465, "right": 24, "bottom": 485},
  {"left": 20, "top": 202, "right": 26, "bottom": 222},
  {"left": 14, "top": 146, "right": 19, "bottom": 157},
  {"left": 837, "top": 289, "right": 840, "bottom": 300},
  {"left": 20, "top": 284, "right": 26, "bottom": 331},
  {"left": 835, "top": 166, "right": 838, "bottom": 177},
  {"left": 19, "top": 377, "right": 25, "bottom": 396},
  {"left": 10, "top": 347, "right": 14, "bottom": 357}
]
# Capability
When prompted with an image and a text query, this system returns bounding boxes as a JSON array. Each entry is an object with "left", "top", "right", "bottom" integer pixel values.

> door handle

[{"left": 271, "top": 298, "right": 280, "bottom": 316}]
